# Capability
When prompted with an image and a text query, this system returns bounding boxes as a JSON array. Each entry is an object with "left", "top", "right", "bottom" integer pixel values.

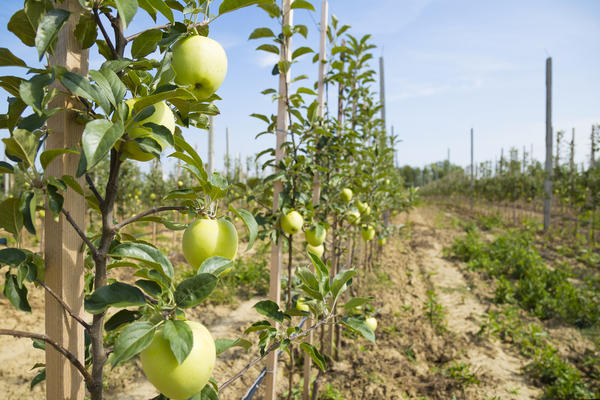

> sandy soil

[{"left": 0, "top": 204, "right": 594, "bottom": 399}]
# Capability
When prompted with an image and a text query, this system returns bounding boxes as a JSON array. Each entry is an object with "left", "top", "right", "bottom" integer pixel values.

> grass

[
  {"left": 448, "top": 228, "right": 600, "bottom": 328},
  {"left": 477, "top": 307, "right": 598, "bottom": 399}
]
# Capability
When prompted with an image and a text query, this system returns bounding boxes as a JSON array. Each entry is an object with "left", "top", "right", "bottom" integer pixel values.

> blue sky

[{"left": 0, "top": 0, "right": 599, "bottom": 173}]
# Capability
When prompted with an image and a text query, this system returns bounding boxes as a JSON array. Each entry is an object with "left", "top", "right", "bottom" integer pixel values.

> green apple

[
  {"left": 39, "top": 209, "right": 45, "bottom": 218},
  {"left": 121, "top": 99, "right": 175, "bottom": 162},
  {"left": 307, "top": 243, "right": 324, "bottom": 258},
  {"left": 281, "top": 210, "right": 303, "bottom": 235},
  {"left": 140, "top": 321, "right": 215, "bottom": 400},
  {"left": 361, "top": 225, "right": 375, "bottom": 241},
  {"left": 182, "top": 218, "right": 238, "bottom": 268},
  {"left": 378, "top": 237, "right": 387, "bottom": 246},
  {"left": 347, "top": 209, "right": 360, "bottom": 225},
  {"left": 357, "top": 201, "right": 368, "bottom": 214},
  {"left": 177, "top": 180, "right": 184, "bottom": 187},
  {"left": 150, "top": 193, "right": 157, "bottom": 200},
  {"left": 365, "top": 317, "right": 377, "bottom": 332},
  {"left": 296, "top": 298, "right": 309, "bottom": 312},
  {"left": 341, "top": 188, "right": 353, "bottom": 203},
  {"left": 304, "top": 224, "right": 326, "bottom": 246},
  {"left": 171, "top": 35, "right": 227, "bottom": 100}
]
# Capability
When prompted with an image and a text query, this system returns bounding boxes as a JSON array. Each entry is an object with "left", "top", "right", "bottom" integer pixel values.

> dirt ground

[{"left": 0, "top": 204, "right": 594, "bottom": 399}]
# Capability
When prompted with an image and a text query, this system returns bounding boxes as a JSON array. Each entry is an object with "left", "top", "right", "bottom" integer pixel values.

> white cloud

[
  {"left": 389, "top": 77, "right": 483, "bottom": 101},
  {"left": 255, "top": 52, "right": 279, "bottom": 68}
]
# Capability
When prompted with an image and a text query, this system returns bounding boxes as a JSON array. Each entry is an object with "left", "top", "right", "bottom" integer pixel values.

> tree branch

[
  {"left": 0, "top": 329, "right": 93, "bottom": 389},
  {"left": 92, "top": 7, "right": 118, "bottom": 59},
  {"left": 218, "top": 314, "right": 334, "bottom": 392},
  {"left": 114, "top": 206, "right": 188, "bottom": 231},
  {"left": 86, "top": 173, "right": 104, "bottom": 206},
  {"left": 36, "top": 279, "right": 91, "bottom": 331},
  {"left": 61, "top": 208, "right": 98, "bottom": 256},
  {"left": 125, "top": 22, "right": 207, "bottom": 43}
]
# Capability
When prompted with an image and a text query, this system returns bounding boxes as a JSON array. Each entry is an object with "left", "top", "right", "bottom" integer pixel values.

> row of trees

[{"left": 0, "top": 1, "right": 412, "bottom": 400}]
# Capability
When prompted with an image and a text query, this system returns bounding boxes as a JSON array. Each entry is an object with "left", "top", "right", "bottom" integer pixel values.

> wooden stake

[
  {"left": 45, "top": 1, "right": 87, "bottom": 398},
  {"left": 208, "top": 114, "right": 214, "bottom": 175},
  {"left": 470, "top": 128, "right": 474, "bottom": 209},
  {"left": 304, "top": 1, "right": 327, "bottom": 398},
  {"left": 543, "top": 57, "right": 553, "bottom": 231},
  {"left": 265, "top": 1, "right": 292, "bottom": 398}
]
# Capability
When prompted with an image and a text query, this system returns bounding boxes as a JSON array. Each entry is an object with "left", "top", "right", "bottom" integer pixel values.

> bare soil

[{"left": 0, "top": 204, "right": 594, "bottom": 399}]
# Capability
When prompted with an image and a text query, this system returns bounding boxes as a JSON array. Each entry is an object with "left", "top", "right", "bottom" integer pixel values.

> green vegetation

[{"left": 449, "top": 229, "right": 599, "bottom": 328}]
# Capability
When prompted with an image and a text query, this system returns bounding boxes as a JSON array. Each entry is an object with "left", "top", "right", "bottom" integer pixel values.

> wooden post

[
  {"left": 543, "top": 57, "right": 553, "bottom": 232},
  {"left": 304, "top": 1, "right": 327, "bottom": 398},
  {"left": 470, "top": 128, "right": 474, "bottom": 209},
  {"left": 208, "top": 114, "right": 214, "bottom": 175},
  {"left": 45, "top": 1, "right": 87, "bottom": 398},
  {"left": 225, "top": 127, "right": 230, "bottom": 177},
  {"left": 265, "top": 1, "right": 292, "bottom": 399}
]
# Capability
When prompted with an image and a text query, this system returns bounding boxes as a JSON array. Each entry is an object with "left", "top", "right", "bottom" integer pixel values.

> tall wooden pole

[
  {"left": 208, "top": 115, "right": 214, "bottom": 175},
  {"left": 225, "top": 127, "right": 230, "bottom": 176},
  {"left": 379, "top": 56, "right": 386, "bottom": 133},
  {"left": 543, "top": 57, "right": 553, "bottom": 231},
  {"left": 470, "top": 128, "right": 474, "bottom": 209},
  {"left": 45, "top": 1, "right": 87, "bottom": 398},
  {"left": 265, "top": 1, "right": 292, "bottom": 399},
  {"left": 304, "top": 2, "right": 327, "bottom": 399}
]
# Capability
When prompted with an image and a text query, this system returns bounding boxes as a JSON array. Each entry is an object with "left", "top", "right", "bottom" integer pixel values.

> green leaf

[
  {"left": 300, "top": 342, "right": 326, "bottom": 371},
  {"left": 0, "top": 248, "right": 27, "bottom": 266},
  {"left": 215, "top": 338, "right": 252, "bottom": 355},
  {"left": 35, "top": 9, "right": 70, "bottom": 60},
  {"left": 60, "top": 71, "right": 111, "bottom": 115},
  {"left": 105, "top": 309, "right": 141, "bottom": 331},
  {"left": 343, "top": 297, "right": 373, "bottom": 310},
  {"left": 219, "top": 0, "right": 273, "bottom": 15},
  {"left": 174, "top": 273, "right": 218, "bottom": 308},
  {"left": 229, "top": 206, "right": 257, "bottom": 251},
  {"left": 115, "top": 0, "right": 138, "bottom": 29},
  {"left": 89, "top": 68, "right": 127, "bottom": 108},
  {"left": 111, "top": 242, "right": 174, "bottom": 279},
  {"left": 248, "top": 27, "right": 275, "bottom": 40},
  {"left": 73, "top": 13, "right": 97, "bottom": 49},
  {"left": 331, "top": 269, "right": 356, "bottom": 301},
  {"left": 19, "top": 73, "right": 54, "bottom": 114},
  {"left": 295, "top": 267, "right": 319, "bottom": 292},
  {"left": 40, "top": 148, "right": 78, "bottom": 171},
  {"left": 131, "top": 29, "right": 163, "bottom": 59},
  {"left": 291, "top": 46, "right": 313, "bottom": 60},
  {"left": 30, "top": 368, "right": 46, "bottom": 389},
  {"left": 253, "top": 300, "right": 289, "bottom": 323},
  {"left": 78, "top": 119, "right": 124, "bottom": 176},
  {"left": 291, "top": 0, "right": 315, "bottom": 11},
  {"left": 84, "top": 282, "right": 147, "bottom": 314},
  {"left": 256, "top": 44, "right": 279, "bottom": 55},
  {"left": 19, "top": 191, "right": 37, "bottom": 235},
  {"left": 162, "top": 320, "right": 193, "bottom": 365},
  {"left": 341, "top": 317, "right": 375, "bottom": 343},
  {"left": 111, "top": 321, "right": 156, "bottom": 368},
  {"left": 46, "top": 184, "right": 64, "bottom": 215},
  {"left": 0, "top": 48, "right": 27, "bottom": 68},
  {"left": 8, "top": 10, "right": 36, "bottom": 47},
  {"left": 0, "top": 198, "right": 23, "bottom": 240},
  {"left": 135, "top": 279, "right": 162, "bottom": 297},
  {"left": 0, "top": 161, "right": 13, "bottom": 174},
  {"left": 3, "top": 129, "right": 41, "bottom": 168},
  {"left": 307, "top": 252, "right": 328, "bottom": 281},
  {"left": 147, "top": 0, "right": 175, "bottom": 23},
  {"left": 197, "top": 256, "right": 233, "bottom": 277},
  {"left": 4, "top": 272, "right": 31, "bottom": 312}
]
